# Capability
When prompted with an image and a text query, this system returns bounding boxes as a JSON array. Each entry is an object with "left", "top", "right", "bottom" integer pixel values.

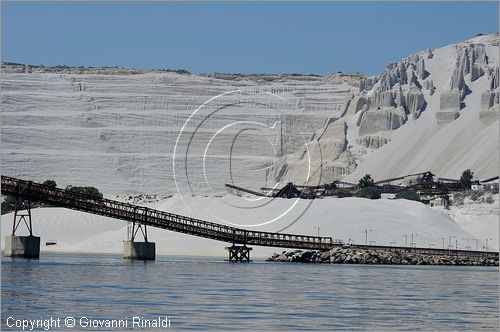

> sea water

[{"left": 1, "top": 253, "right": 498, "bottom": 330}]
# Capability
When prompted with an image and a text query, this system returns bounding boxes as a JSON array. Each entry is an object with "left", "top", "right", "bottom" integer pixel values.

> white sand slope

[
  {"left": 1, "top": 195, "right": 491, "bottom": 257},
  {"left": 345, "top": 34, "right": 499, "bottom": 181},
  {"left": 271, "top": 34, "right": 499, "bottom": 186},
  {"left": 434, "top": 199, "right": 499, "bottom": 251}
]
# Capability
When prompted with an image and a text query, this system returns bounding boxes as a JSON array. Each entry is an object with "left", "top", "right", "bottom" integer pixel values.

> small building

[
  {"left": 420, "top": 194, "right": 450, "bottom": 207},
  {"left": 480, "top": 176, "right": 499, "bottom": 191},
  {"left": 471, "top": 182, "right": 483, "bottom": 191},
  {"left": 429, "top": 196, "right": 446, "bottom": 207}
]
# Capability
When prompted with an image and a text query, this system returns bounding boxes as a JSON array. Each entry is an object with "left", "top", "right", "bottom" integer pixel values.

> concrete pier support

[
  {"left": 123, "top": 221, "right": 155, "bottom": 260},
  {"left": 226, "top": 244, "right": 252, "bottom": 262},
  {"left": 4, "top": 235, "right": 41, "bottom": 258},
  {"left": 123, "top": 241, "right": 156, "bottom": 260}
]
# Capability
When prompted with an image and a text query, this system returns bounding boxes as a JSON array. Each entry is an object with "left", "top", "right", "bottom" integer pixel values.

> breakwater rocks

[{"left": 266, "top": 247, "right": 499, "bottom": 266}]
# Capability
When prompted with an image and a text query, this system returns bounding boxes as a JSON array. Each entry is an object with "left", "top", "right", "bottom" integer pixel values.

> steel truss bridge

[
  {"left": 1, "top": 176, "right": 334, "bottom": 252},
  {"left": 1, "top": 176, "right": 497, "bottom": 261}
]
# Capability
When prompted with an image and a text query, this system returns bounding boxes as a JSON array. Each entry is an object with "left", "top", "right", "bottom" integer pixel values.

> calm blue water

[{"left": 1, "top": 252, "right": 499, "bottom": 330}]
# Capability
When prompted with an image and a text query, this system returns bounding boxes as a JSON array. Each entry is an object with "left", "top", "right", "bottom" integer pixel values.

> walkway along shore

[{"left": 266, "top": 247, "right": 499, "bottom": 266}]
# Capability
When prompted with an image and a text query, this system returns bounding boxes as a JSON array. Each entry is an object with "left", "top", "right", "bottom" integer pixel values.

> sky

[{"left": 1, "top": 1, "right": 498, "bottom": 75}]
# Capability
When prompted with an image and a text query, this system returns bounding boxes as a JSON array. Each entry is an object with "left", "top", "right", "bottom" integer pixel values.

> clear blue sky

[{"left": 2, "top": 1, "right": 498, "bottom": 75}]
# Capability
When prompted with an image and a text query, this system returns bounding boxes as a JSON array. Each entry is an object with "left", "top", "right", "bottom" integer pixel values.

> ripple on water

[{"left": 1, "top": 254, "right": 498, "bottom": 330}]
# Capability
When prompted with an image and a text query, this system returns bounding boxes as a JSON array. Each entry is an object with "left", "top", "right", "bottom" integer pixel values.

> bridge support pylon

[
  {"left": 4, "top": 196, "right": 40, "bottom": 259},
  {"left": 123, "top": 222, "right": 155, "bottom": 260},
  {"left": 225, "top": 244, "right": 252, "bottom": 262}
]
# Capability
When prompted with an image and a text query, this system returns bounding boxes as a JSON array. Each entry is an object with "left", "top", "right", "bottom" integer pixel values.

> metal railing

[
  {"left": 1, "top": 176, "right": 333, "bottom": 250},
  {"left": 2, "top": 176, "right": 497, "bottom": 258}
]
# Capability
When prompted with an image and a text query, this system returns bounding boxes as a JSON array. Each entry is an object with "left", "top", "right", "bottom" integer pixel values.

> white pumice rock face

[
  {"left": 416, "top": 58, "right": 428, "bottom": 80},
  {"left": 269, "top": 33, "right": 499, "bottom": 187},
  {"left": 449, "top": 67, "right": 468, "bottom": 94},
  {"left": 358, "top": 108, "right": 406, "bottom": 136},
  {"left": 355, "top": 135, "right": 390, "bottom": 149},
  {"left": 1, "top": 71, "right": 355, "bottom": 194},
  {"left": 2, "top": 34, "right": 499, "bottom": 194},
  {"left": 471, "top": 63, "right": 485, "bottom": 82},
  {"left": 490, "top": 66, "right": 500, "bottom": 90},
  {"left": 404, "top": 89, "right": 427, "bottom": 119},
  {"left": 481, "top": 91, "right": 496, "bottom": 110},
  {"left": 439, "top": 91, "right": 461, "bottom": 111},
  {"left": 423, "top": 79, "right": 436, "bottom": 94},
  {"left": 426, "top": 48, "right": 434, "bottom": 59}
]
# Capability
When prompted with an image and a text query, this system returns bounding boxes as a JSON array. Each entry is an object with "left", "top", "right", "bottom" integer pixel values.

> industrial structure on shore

[
  {"left": 2, "top": 175, "right": 498, "bottom": 262},
  {"left": 227, "top": 171, "right": 499, "bottom": 208}
]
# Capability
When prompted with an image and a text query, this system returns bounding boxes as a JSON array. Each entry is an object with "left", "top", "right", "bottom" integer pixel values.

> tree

[
  {"left": 460, "top": 169, "right": 474, "bottom": 189},
  {"left": 324, "top": 182, "right": 337, "bottom": 190},
  {"left": 67, "top": 186, "right": 103, "bottom": 199},
  {"left": 356, "top": 186, "right": 381, "bottom": 199},
  {"left": 333, "top": 188, "right": 354, "bottom": 198},
  {"left": 358, "top": 174, "right": 375, "bottom": 188},
  {"left": 42, "top": 179, "right": 57, "bottom": 188},
  {"left": 2, "top": 179, "right": 58, "bottom": 214},
  {"left": 1, "top": 196, "right": 17, "bottom": 215},
  {"left": 395, "top": 189, "right": 421, "bottom": 202}
]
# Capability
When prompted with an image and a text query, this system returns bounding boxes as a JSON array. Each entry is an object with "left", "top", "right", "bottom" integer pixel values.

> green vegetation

[
  {"left": 324, "top": 182, "right": 337, "bottom": 190},
  {"left": 358, "top": 174, "right": 375, "bottom": 188},
  {"left": 1, "top": 178, "right": 58, "bottom": 214},
  {"left": 2, "top": 62, "right": 191, "bottom": 75},
  {"left": 460, "top": 169, "right": 474, "bottom": 189},
  {"left": 395, "top": 189, "right": 421, "bottom": 202},
  {"left": 485, "top": 196, "right": 495, "bottom": 204},
  {"left": 66, "top": 186, "right": 103, "bottom": 199},
  {"left": 1, "top": 196, "right": 17, "bottom": 215},
  {"left": 157, "top": 68, "right": 190, "bottom": 75},
  {"left": 42, "top": 179, "right": 57, "bottom": 188},
  {"left": 332, "top": 188, "right": 354, "bottom": 198},
  {"left": 469, "top": 189, "right": 483, "bottom": 201},
  {"left": 1, "top": 180, "right": 103, "bottom": 215},
  {"left": 355, "top": 186, "right": 381, "bottom": 199}
]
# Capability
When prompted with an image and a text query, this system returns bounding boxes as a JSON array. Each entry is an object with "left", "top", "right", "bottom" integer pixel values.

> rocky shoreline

[{"left": 266, "top": 247, "right": 499, "bottom": 266}]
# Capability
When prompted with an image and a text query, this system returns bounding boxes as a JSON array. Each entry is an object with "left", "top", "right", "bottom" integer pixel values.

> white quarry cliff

[
  {"left": 0, "top": 71, "right": 355, "bottom": 194},
  {"left": 1, "top": 34, "right": 497, "bottom": 256},
  {"left": 269, "top": 33, "right": 499, "bottom": 187},
  {"left": 1, "top": 34, "right": 498, "bottom": 194}
]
